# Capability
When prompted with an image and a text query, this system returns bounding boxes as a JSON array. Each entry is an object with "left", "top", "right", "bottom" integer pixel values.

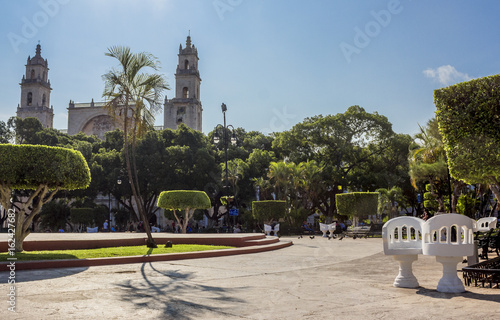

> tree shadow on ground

[
  {"left": 0, "top": 266, "right": 88, "bottom": 283},
  {"left": 416, "top": 287, "right": 500, "bottom": 303},
  {"left": 117, "top": 262, "right": 247, "bottom": 319}
]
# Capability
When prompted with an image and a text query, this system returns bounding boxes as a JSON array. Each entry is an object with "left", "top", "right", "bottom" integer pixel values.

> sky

[{"left": 1, "top": 0, "right": 499, "bottom": 136}]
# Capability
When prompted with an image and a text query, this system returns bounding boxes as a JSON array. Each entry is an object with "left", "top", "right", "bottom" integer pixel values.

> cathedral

[{"left": 17, "top": 36, "right": 203, "bottom": 138}]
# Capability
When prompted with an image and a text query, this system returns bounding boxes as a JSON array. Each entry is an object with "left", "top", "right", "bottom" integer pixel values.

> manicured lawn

[{"left": 0, "top": 244, "right": 234, "bottom": 261}]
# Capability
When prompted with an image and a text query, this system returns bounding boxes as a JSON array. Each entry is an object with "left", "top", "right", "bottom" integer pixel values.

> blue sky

[{"left": 1, "top": 0, "right": 499, "bottom": 136}]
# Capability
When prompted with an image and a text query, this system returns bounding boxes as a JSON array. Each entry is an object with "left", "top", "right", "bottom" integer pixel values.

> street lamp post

[{"left": 213, "top": 103, "right": 237, "bottom": 232}]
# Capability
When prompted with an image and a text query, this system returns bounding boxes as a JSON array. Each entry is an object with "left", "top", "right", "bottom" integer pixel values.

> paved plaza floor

[{"left": 1, "top": 235, "right": 499, "bottom": 319}]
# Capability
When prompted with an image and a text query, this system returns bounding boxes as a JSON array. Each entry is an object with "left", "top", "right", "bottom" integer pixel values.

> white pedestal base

[
  {"left": 435, "top": 256, "right": 465, "bottom": 293},
  {"left": 393, "top": 255, "right": 419, "bottom": 288}
]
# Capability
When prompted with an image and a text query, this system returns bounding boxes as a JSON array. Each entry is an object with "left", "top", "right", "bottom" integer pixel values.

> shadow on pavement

[
  {"left": 416, "top": 287, "right": 500, "bottom": 302},
  {"left": 117, "top": 262, "right": 246, "bottom": 319},
  {"left": 0, "top": 266, "right": 89, "bottom": 283}
]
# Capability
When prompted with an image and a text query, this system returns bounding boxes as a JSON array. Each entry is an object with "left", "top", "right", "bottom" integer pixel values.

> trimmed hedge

[
  {"left": 335, "top": 192, "right": 378, "bottom": 219},
  {"left": 434, "top": 74, "right": 500, "bottom": 184},
  {"left": 157, "top": 190, "right": 211, "bottom": 210},
  {"left": 70, "top": 208, "right": 95, "bottom": 226},
  {"left": 0, "top": 144, "right": 91, "bottom": 190},
  {"left": 423, "top": 184, "right": 438, "bottom": 212},
  {"left": 252, "top": 200, "right": 286, "bottom": 222}
]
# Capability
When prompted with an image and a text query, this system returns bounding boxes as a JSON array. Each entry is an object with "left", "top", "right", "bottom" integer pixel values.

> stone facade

[
  {"left": 164, "top": 35, "right": 203, "bottom": 131},
  {"left": 16, "top": 44, "right": 54, "bottom": 128},
  {"left": 17, "top": 36, "right": 202, "bottom": 138},
  {"left": 67, "top": 100, "right": 118, "bottom": 139}
]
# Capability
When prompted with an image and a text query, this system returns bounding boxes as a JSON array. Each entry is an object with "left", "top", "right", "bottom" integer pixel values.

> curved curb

[{"left": 4, "top": 240, "right": 293, "bottom": 271}]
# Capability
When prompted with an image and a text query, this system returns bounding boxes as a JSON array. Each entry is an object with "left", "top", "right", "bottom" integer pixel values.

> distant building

[
  {"left": 67, "top": 99, "right": 116, "bottom": 139},
  {"left": 16, "top": 44, "right": 54, "bottom": 128},
  {"left": 164, "top": 35, "right": 203, "bottom": 131},
  {"left": 17, "top": 35, "right": 203, "bottom": 138}
]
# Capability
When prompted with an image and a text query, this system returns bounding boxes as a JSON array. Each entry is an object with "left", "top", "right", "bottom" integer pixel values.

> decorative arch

[
  {"left": 182, "top": 87, "right": 189, "bottom": 99},
  {"left": 184, "top": 59, "right": 189, "bottom": 69},
  {"left": 27, "top": 92, "right": 33, "bottom": 106},
  {"left": 30, "top": 69, "right": 35, "bottom": 79},
  {"left": 81, "top": 114, "right": 115, "bottom": 140}
]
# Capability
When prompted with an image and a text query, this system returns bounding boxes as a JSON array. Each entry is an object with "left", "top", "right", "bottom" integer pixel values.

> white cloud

[{"left": 423, "top": 65, "right": 471, "bottom": 86}]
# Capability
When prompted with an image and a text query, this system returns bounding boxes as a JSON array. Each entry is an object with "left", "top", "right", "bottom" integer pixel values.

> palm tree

[
  {"left": 225, "top": 158, "right": 249, "bottom": 198},
  {"left": 102, "top": 46, "right": 169, "bottom": 248},
  {"left": 267, "top": 161, "right": 293, "bottom": 200},
  {"left": 253, "top": 177, "right": 273, "bottom": 200},
  {"left": 299, "top": 160, "right": 323, "bottom": 214},
  {"left": 377, "top": 186, "right": 404, "bottom": 220},
  {"left": 408, "top": 119, "right": 449, "bottom": 212}
]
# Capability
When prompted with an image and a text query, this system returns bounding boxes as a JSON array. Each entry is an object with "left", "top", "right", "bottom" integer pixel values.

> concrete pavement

[{"left": 1, "top": 235, "right": 499, "bottom": 319}]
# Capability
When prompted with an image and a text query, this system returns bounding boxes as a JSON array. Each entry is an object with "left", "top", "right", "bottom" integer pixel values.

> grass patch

[{"left": 0, "top": 244, "right": 234, "bottom": 261}]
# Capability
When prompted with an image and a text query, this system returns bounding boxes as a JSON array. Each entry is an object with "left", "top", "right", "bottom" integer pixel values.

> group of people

[{"left": 102, "top": 220, "right": 117, "bottom": 232}]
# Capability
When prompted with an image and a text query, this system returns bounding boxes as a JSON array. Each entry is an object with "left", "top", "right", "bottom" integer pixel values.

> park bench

[
  {"left": 264, "top": 223, "right": 279, "bottom": 236},
  {"left": 382, "top": 216, "right": 424, "bottom": 288},
  {"left": 345, "top": 224, "right": 381, "bottom": 238},
  {"left": 345, "top": 226, "right": 370, "bottom": 238},
  {"left": 476, "top": 217, "right": 497, "bottom": 232},
  {"left": 474, "top": 217, "right": 498, "bottom": 260},
  {"left": 319, "top": 223, "right": 336, "bottom": 237},
  {"left": 383, "top": 213, "right": 476, "bottom": 293},
  {"left": 422, "top": 213, "right": 475, "bottom": 293}
]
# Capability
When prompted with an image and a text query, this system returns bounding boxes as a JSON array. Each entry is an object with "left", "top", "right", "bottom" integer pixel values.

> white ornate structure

[
  {"left": 16, "top": 44, "right": 54, "bottom": 128},
  {"left": 383, "top": 213, "right": 476, "bottom": 293},
  {"left": 382, "top": 216, "right": 424, "bottom": 288},
  {"left": 476, "top": 217, "right": 497, "bottom": 232},
  {"left": 422, "top": 213, "right": 475, "bottom": 293},
  {"left": 319, "top": 223, "right": 336, "bottom": 237}
]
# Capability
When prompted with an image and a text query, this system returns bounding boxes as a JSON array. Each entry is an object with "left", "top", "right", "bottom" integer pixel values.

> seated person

[{"left": 302, "top": 221, "right": 314, "bottom": 234}]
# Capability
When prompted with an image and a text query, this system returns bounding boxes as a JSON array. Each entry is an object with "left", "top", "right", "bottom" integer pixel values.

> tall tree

[
  {"left": 273, "top": 106, "right": 395, "bottom": 217},
  {"left": 434, "top": 74, "right": 500, "bottom": 204},
  {"left": 376, "top": 186, "right": 405, "bottom": 220},
  {"left": 408, "top": 119, "right": 449, "bottom": 212},
  {"left": 102, "top": 46, "right": 169, "bottom": 248}
]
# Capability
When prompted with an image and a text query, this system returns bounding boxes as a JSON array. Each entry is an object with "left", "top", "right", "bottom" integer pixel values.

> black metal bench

[{"left": 462, "top": 256, "right": 500, "bottom": 288}]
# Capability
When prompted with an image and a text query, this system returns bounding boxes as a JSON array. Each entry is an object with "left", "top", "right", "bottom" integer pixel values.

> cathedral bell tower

[
  {"left": 164, "top": 34, "right": 202, "bottom": 131},
  {"left": 17, "top": 44, "right": 54, "bottom": 128}
]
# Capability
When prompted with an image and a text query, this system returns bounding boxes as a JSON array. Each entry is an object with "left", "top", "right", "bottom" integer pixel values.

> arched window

[
  {"left": 42, "top": 94, "right": 46, "bottom": 106},
  {"left": 30, "top": 70, "right": 35, "bottom": 79},
  {"left": 27, "top": 92, "right": 33, "bottom": 106},
  {"left": 184, "top": 60, "right": 189, "bottom": 70},
  {"left": 182, "top": 87, "right": 189, "bottom": 99}
]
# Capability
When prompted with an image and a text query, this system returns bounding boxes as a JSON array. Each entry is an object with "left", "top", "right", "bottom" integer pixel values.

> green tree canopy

[
  {"left": 272, "top": 106, "right": 395, "bottom": 217},
  {"left": 252, "top": 200, "right": 286, "bottom": 224},
  {"left": 335, "top": 192, "right": 378, "bottom": 226},
  {"left": 158, "top": 190, "right": 211, "bottom": 233},
  {"left": 0, "top": 144, "right": 91, "bottom": 251},
  {"left": 434, "top": 74, "right": 500, "bottom": 202}
]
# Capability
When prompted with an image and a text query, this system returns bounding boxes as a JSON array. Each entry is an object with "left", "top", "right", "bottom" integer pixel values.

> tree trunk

[
  {"left": 122, "top": 105, "right": 156, "bottom": 248},
  {"left": 429, "top": 182, "right": 446, "bottom": 212},
  {"left": 7, "top": 185, "right": 58, "bottom": 252},
  {"left": 488, "top": 177, "right": 500, "bottom": 206},
  {"left": 451, "top": 180, "right": 464, "bottom": 213},
  {"left": 14, "top": 208, "right": 29, "bottom": 252}
]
